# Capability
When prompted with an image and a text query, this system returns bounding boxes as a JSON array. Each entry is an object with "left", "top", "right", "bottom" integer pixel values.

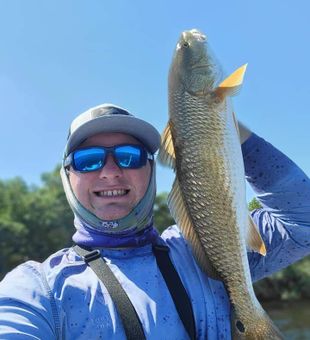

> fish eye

[{"left": 183, "top": 42, "right": 189, "bottom": 48}]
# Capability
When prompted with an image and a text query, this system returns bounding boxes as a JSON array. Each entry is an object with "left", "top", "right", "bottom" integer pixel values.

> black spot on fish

[{"left": 236, "top": 320, "right": 245, "bottom": 333}]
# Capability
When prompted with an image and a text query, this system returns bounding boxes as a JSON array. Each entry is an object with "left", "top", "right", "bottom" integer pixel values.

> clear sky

[{"left": 0, "top": 1, "right": 309, "bottom": 200}]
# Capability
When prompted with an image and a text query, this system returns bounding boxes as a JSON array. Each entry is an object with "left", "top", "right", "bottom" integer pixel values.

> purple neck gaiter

[{"left": 72, "top": 216, "right": 160, "bottom": 248}]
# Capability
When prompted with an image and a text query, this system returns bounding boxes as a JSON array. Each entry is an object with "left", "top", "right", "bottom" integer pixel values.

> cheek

[
  {"left": 133, "top": 164, "right": 152, "bottom": 197},
  {"left": 69, "top": 172, "right": 91, "bottom": 202},
  {"left": 69, "top": 172, "right": 79, "bottom": 194}
]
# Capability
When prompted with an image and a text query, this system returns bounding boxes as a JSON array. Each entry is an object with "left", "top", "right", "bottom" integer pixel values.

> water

[{"left": 263, "top": 301, "right": 310, "bottom": 339}]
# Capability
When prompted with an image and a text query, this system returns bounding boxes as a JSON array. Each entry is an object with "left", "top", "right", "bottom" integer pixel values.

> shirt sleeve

[
  {"left": 242, "top": 133, "right": 310, "bottom": 282},
  {"left": 0, "top": 262, "right": 58, "bottom": 339}
]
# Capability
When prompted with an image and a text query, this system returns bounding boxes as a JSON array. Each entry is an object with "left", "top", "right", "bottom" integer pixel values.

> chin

[
  {"left": 96, "top": 210, "right": 131, "bottom": 221},
  {"left": 93, "top": 202, "right": 136, "bottom": 221}
]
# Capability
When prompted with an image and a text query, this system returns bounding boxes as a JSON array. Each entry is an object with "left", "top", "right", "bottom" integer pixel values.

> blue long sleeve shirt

[{"left": 0, "top": 134, "right": 309, "bottom": 339}]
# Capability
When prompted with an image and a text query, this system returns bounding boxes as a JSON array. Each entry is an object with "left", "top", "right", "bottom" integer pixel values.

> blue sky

[{"left": 0, "top": 1, "right": 309, "bottom": 200}]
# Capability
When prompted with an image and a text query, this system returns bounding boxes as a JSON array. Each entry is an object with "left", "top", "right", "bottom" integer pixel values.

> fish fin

[
  {"left": 215, "top": 63, "right": 247, "bottom": 98},
  {"left": 157, "top": 121, "right": 176, "bottom": 169},
  {"left": 232, "top": 111, "right": 240, "bottom": 137},
  {"left": 247, "top": 215, "right": 267, "bottom": 256},
  {"left": 168, "top": 178, "right": 220, "bottom": 280}
]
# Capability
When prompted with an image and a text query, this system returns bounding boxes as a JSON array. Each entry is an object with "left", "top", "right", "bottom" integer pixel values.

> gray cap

[{"left": 65, "top": 103, "right": 161, "bottom": 156}]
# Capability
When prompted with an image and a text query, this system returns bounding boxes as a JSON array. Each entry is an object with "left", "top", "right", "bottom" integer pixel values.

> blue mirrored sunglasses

[{"left": 64, "top": 144, "right": 153, "bottom": 172}]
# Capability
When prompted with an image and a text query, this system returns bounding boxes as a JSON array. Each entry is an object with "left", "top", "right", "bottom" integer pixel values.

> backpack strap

[
  {"left": 74, "top": 244, "right": 196, "bottom": 340},
  {"left": 74, "top": 245, "right": 146, "bottom": 340},
  {"left": 152, "top": 245, "right": 196, "bottom": 340}
]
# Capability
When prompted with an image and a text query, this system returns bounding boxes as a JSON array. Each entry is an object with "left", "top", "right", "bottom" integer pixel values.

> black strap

[
  {"left": 153, "top": 245, "right": 196, "bottom": 340},
  {"left": 74, "top": 244, "right": 196, "bottom": 340},
  {"left": 74, "top": 245, "right": 146, "bottom": 340}
]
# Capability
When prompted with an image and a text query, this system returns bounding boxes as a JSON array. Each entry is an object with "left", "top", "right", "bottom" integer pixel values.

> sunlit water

[{"left": 263, "top": 301, "right": 310, "bottom": 340}]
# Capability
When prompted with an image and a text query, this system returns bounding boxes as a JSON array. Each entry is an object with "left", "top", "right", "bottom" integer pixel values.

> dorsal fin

[
  {"left": 168, "top": 178, "right": 220, "bottom": 279},
  {"left": 157, "top": 121, "right": 176, "bottom": 169},
  {"left": 246, "top": 215, "right": 266, "bottom": 256}
]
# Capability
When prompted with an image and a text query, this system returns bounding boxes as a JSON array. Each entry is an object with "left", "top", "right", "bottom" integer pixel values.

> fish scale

[
  {"left": 159, "top": 29, "right": 283, "bottom": 339},
  {"left": 172, "top": 93, "right": 248, "bottom": 280}
]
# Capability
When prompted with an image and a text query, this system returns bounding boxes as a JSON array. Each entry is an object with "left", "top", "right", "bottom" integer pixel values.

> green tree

[
  {"left": 254, "top": 256, "right": 310, "bottom": 301},
  {"left": 0, "top": 178, "right": 31, "bottom": 277},
  {"left": 0, "top": 167, "right": 73, "bottom": 280},
  {"left": 23, "top": 166, "right": 73, "bottom": 260},
  {"left": 153, "top": 192, "right": 175, "bottom": 234},
  {"left": 248, "top": 197, "right": 262, "bottom": 211}
]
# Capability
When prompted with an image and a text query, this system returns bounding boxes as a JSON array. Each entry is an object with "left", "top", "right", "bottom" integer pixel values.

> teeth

[{"left": 97, "top": 189, "right": 127, "bottom": 197}]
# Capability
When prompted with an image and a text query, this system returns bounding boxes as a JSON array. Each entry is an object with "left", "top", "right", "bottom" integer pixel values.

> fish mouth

[{"left": 183, "top": 29, "right": 206, "bottom": 42}]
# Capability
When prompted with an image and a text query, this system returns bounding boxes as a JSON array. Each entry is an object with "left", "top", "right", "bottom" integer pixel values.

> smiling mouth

[{"left": 94, "top": 189, "right": 130, "bottom": 197}]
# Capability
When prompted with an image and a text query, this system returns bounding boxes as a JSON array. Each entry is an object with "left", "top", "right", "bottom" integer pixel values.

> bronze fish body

[{"left": 158, "top": 29, "right": 283, "bottom": 339}]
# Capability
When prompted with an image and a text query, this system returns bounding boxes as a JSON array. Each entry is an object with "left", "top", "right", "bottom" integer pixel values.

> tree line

[{"left": 0, "top": 166, "right": 309, "bottom": 301}]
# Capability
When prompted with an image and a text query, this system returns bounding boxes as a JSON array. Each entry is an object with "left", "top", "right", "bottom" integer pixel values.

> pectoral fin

[
  {"left": 247, "top": 215, "right": 267, "bottom": 256},
  {"left": 215, "top": 64, "right": 247, "bottom": 98},
  {"left": 157, "top": 121, "right": 176, "bottom": 170},
  {"left": 168, "top": 178, "right": 220, "bottom": 279}
]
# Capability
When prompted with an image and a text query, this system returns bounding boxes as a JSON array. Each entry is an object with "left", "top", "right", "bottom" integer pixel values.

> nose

[{"left": 98, "top": 154, "right": 123, "bottom": 179}]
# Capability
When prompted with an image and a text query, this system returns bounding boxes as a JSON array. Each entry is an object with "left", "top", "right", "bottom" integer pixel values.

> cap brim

[{"left": 65, "top": 115, "right": 161, "bottom": 155}]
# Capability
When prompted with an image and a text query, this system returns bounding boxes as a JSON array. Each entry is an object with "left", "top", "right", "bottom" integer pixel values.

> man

[{"left": 0, "top": 103, "right": 309, "bottom": 339}]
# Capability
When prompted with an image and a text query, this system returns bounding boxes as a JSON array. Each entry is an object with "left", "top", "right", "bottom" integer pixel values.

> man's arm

[
  {"left": 240, "top": 128, "right": 310, "bottom": 282},
  {"left": 0, "top": 262, "right": 58, "bottom": 339}
]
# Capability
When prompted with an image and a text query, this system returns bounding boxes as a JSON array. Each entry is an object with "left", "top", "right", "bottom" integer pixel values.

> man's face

[{"left": 69, "top": 132, "right": 151, "bottom": 220}]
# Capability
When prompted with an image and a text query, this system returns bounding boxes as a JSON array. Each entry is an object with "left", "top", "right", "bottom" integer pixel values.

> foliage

[
  {"left": 254, "top": 256, "right": 310, "bottom": 301},
  {"left": 153, "top": 192, "right": 175, "bottom": 233},
  {"left": 248, "top": 197, "right": 262, "bottom": 211},
  {"left": 0, "top": 168, "right": 73, "bottom": 280}
]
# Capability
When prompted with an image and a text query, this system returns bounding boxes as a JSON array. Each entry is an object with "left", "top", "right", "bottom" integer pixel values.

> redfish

[{"left": 158, "top": 29, "right": 283, "bottom": 339}]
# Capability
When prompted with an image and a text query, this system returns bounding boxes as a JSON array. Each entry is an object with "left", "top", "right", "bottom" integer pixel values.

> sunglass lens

[
  {"left": 73, "top": 148, "right": 105, "bottom": 172},
  {"left": 115, "top": 145, "right": 145, "bottom": 168}
]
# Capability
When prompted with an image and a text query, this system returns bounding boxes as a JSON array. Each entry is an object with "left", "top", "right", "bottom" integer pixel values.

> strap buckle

[{"left": 83, "top": 249, "right": 101, "bottom": 263}]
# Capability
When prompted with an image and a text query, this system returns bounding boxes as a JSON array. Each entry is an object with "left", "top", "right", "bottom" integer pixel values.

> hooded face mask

[{"left": 61, "top": 103, "right": 161, "bottom": 247}]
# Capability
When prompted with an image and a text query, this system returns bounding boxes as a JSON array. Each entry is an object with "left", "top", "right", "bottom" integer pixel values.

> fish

[{"left": 158, "top": 29, "right": 283, "bottom": 339}]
